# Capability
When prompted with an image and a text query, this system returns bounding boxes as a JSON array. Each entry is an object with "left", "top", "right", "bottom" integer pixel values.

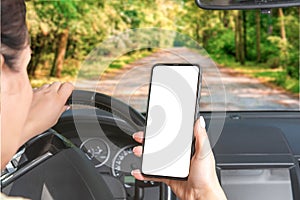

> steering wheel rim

[{"left": 67, "top": 90, "right": 145, "bottom": 132}]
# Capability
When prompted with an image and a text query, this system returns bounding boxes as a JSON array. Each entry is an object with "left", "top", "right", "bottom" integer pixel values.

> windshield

[{"left": 28, "top": 2, "right": 299, "bottom": 112}]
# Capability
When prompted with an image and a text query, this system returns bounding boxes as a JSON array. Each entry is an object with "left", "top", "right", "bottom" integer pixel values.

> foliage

[
  {"left": 26, "top": 1, "right": 299, "bottom": 93},
  {"left": 206, "top": 29, "right": 235, "bottom": 58},
  {"left": 216, "top": 58, "right": 299, "bottom": 93}
]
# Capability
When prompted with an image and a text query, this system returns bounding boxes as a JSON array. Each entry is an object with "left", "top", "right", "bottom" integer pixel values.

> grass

[
  {"left": 108, "top": 49, "right": 153, "bottom": 69},
  {"left": 213, "top": 55, "right": 299, "bottom": 94},
  {"left": 253, "top": 70, "right": 299, "bottom": 93},
  {"left": 30, "top": 49, "right": 154, "bottom": 88}
]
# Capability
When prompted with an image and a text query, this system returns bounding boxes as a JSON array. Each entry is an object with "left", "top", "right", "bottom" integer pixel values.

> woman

[
  {"left": 1, "top": 0, "right": 73, "bottom": 170},
  {"left": 1, "top": 0, "right": 226, "bottom": 199}
]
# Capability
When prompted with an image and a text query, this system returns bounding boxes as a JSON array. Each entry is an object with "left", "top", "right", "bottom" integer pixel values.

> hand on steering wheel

[
  {"left": 131, "top": 117, "right": 227, "bottom": 200},
  {"left": 21, "top": 82, "right": 73, "bottom": 146}
]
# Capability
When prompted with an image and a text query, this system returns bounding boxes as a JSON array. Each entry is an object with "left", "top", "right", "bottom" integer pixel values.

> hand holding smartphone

[{"left": 141, "top": 63, "right": 202, "bottom": 179}]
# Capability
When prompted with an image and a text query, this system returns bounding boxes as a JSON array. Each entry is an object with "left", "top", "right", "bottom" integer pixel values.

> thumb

[{"left": 193, "top": 116, "right": 212, "bottom": 160}]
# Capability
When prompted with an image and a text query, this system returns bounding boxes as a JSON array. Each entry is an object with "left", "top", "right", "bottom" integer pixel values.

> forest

[{"left": 26, "top": 0, "right": 299, "bottom": 93}]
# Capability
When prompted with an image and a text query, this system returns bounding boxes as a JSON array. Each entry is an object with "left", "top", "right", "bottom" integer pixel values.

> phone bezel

[{"left": 141, "top": 63, "right": 202, "bottom": 180}]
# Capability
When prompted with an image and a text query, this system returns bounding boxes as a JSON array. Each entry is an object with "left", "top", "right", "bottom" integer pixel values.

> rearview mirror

[{"left": 196, "top": 0, "right": 300, "bottom": 10}]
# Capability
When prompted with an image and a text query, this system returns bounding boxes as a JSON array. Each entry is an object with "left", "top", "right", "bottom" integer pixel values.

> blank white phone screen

[{"left": 142, "top": 65, "right": 200, "bottom": 178}]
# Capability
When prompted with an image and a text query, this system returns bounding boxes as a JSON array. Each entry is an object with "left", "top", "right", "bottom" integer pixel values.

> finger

[
  {"left": 133, "top": 146, "right": 143, "bottom": 157},
  {"left": 61, "top": 105, "right": 71, "bottom": 113},
  {"left": 131, "top": 169, "right": 145, "bottom": 180},
  {"left": 49, "top": 82, "right": 62, "bottom": 91},
  {"left": 199, "top": 115, "right": 206, "bottom": 129},
  {"left": 39, "top": 84, "right": 50, "bottom": 90},
  {"left": 57, "top": 82, "right": 74, "bottom": 100},
  {"left": 65, "top": 105, "right": 71, "bottom": 111},
  {"left": 132, "top": 131, "right": 144, "bottom": 143},
  {"left": 193, "top": 116, "right": 212, "bottom": 160},
  {"left": 131, "top": 169, "right": 170, "bottom": 185},
  {"left": 33, "top": 84, "right": 50, "bottom": 92}
]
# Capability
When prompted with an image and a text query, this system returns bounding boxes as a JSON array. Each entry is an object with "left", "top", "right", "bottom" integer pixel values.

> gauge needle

[{"left": 86, "top": 149, "right": 94, "bottom": 160}]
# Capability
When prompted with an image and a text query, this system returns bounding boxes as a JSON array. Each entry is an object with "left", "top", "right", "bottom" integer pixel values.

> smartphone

[{"left": 141, "top": 63, "right": 202, "bottom": 179}]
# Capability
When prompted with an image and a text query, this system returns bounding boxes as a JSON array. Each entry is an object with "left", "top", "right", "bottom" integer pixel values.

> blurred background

[{"left": 26, "top": 0, "right": 299, "bottom": 95}]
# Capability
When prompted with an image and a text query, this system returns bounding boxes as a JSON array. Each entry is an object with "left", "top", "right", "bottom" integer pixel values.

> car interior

[
  {"left": 2, "top": 89, "right": 299, "bottom": 200},
  {"left": 1, "top": 0, "right": 300, "bottom": 200}
]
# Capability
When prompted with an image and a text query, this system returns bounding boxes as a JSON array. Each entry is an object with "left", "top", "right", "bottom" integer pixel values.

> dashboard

[
  {"left": 210, "top": 111, "right": 300, "bottom": 200},
  {"left": 53, "top": 109, "right": 300, "bottom": 200},
  {"left": 1, "top": 104, "right": 300, "bottom": 199}
]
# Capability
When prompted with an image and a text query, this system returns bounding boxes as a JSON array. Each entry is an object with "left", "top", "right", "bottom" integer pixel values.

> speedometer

[
  {"left": 80, "top": 138, "right": 110, "bottom": 168},
  {"left": 112, "top": 145, "right": 141, "bottom": 187}
]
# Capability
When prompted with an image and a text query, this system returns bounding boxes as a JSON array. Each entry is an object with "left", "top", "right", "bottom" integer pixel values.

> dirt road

[{"left": 76, "top": 47, "right": 299, "bottom": 112}]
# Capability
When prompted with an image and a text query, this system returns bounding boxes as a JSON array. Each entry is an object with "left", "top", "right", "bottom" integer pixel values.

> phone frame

[{"left": 141, "top": 63, "right": 202, "bottom": 180}]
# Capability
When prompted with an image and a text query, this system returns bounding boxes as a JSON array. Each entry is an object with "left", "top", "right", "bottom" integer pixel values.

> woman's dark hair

[{"left": 1, "top": 0, "right": 29, "bottom": 70}]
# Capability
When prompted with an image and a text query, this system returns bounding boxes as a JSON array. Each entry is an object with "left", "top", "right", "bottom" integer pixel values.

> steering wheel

[
  {"left": 1, "top": 128, "right": 115, "bottom": 200},
  {"left": 62, "top": 90, "right": 168, "bottom": 199},
  {"left": 1, "top": 90, "right": 170, "bottom": 199},
  {"left": 2, "top": 90, "right": 174, "bottom": 200},
  {"left": 66, "top": 90, "right": 145, "bottom": 131}
]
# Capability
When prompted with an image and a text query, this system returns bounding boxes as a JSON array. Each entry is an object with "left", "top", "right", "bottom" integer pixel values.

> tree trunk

[
  {"left": 278, "top": 8, "right": 288, "bottom": 67},
  {"left": 256, "top": 10, "right": 261, "bottom": 63},
  {"left": 195, "top": 23, "right": 200, "bottom": 43},
  {"left": 235, "top": 11, "right": 240, "bottom": 62},
  {"left": 243, "top": 11, "right": 247, "bottom": 60},
  {"left": 50, "top": 46, "right": 58, "bottom": 77},
  {"left": 27, "top": 34, "right": 45, "bottom": 77},
  {"left": 51, "top": 29, "right": 69, "bottom": 78},
  {"left": 278, "top": 8, "right": 286, "bottom": 41},
  {"left": 222, "top": 10, "right": 229, "bottom": 28},
  {"left": 238, "top": 11, "right": 245, "bottom": 65}
]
